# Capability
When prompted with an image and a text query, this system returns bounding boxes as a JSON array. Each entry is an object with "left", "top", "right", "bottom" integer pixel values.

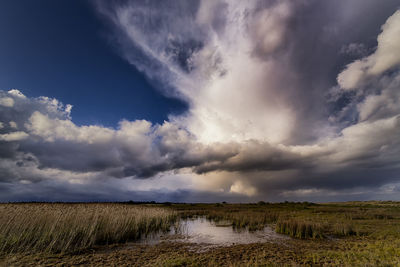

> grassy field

[{"left": 1, "top": 201, "right": 400, "bottom": 266}]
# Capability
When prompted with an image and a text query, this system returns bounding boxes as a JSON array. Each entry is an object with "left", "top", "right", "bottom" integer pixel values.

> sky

[{"left": 1, "top": 0, "right": 400, "bottom": 202}]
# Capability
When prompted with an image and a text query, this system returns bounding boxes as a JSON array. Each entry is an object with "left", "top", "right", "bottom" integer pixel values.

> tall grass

[
  {"left": 332, "top": 222, "right": 357, "bottom": 236},
  {"left": 0, "top": 203, "right": 177, "bottom": 253}
]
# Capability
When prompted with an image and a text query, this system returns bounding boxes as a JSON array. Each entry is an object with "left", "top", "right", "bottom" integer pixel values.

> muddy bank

[
  {"left": 1, "top": 239, "right": 337, "bottom": 267},
  {"left": 2, "top": 230, "right": 398, "bottom": 266}
]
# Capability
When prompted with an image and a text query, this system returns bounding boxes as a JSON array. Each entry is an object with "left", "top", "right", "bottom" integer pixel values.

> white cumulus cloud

[{"left": 337, "top": 10, "right": 400, "bottom": 90}]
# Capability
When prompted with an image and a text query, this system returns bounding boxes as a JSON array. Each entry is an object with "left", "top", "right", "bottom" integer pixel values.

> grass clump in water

[{"left": 275, "top": 219, "right": 324, "bottom": 239}]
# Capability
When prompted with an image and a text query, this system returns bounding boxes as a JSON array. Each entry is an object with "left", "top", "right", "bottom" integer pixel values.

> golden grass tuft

[{"left": 275, "top": 219, "right": 324, "bottom": 239}]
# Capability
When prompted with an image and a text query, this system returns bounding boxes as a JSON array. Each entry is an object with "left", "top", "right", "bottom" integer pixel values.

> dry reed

[{"left": 0, "top": 203, "right": 177, "bottom": 253}]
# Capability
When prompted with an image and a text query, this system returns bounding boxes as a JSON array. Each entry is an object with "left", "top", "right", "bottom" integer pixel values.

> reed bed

[{"left": 0, "top": 203, "right": 177, "bottom": 253}]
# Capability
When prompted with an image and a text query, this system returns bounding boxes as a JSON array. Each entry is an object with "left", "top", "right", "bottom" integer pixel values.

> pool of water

[
  {"left": 138, "top": 217, "right": 288, "bottom": 246},
  {"left": 176, "top": 217, "right": 288, "bottom": 245}
]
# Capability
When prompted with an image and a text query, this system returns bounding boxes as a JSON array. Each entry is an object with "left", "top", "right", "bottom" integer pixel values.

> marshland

[{"left": 1, "top": 201, "right": 400, "bottom": 266}]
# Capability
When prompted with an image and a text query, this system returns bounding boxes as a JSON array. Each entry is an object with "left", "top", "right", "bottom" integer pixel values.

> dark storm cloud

[
  {"left": 264, "top": 0, "right": 400, "bottom": 144},
  {"left": 193, "top": 141, "right": 314, "bottom": 174}
]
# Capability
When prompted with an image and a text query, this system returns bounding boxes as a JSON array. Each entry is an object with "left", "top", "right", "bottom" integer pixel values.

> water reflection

[
  {"left": 175, "top": 217, "right": 288, "bottom": 245},
  {"left": 138, "top": 217, "right": 288, "bottom": 246}
]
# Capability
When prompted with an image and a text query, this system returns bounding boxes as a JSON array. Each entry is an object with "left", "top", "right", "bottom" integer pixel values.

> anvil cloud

[{"left": 1, "top": 0, "right": 400, "bottom": 202}]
